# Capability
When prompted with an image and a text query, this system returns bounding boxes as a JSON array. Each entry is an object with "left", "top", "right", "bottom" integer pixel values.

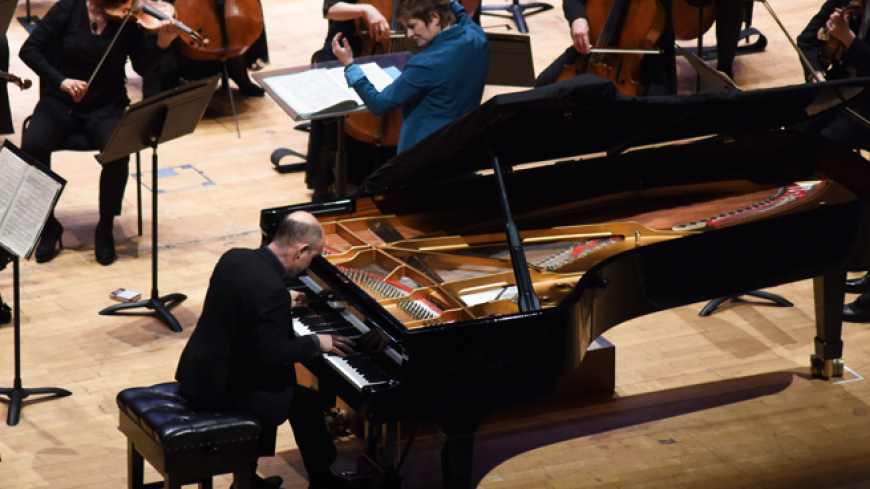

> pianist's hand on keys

[{"left": 318, "top": 333, "right": 355, "bottom": 357}]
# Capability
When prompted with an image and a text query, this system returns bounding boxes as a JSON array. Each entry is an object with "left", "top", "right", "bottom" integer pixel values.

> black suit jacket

[
  {"left": 798, "top": 0, "right": 870, "bottom": 80},
  {"left": 176, "top": 247, "right": 320, "bottom": 425}
]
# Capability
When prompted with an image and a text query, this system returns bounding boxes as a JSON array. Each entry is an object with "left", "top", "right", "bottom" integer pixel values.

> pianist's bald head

[{"left": 268, "top": 212, "right": 325, "bottom": 276}]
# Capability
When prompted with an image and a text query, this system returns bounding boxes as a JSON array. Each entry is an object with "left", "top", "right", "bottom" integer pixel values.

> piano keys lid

[{"left": 362, "top": 75, "right": 870, "bottom": 193}]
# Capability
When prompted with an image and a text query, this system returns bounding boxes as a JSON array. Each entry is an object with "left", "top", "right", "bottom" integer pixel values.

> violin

[
  {"left": 818, "top": 0, "right": 863, "bottom": 70},
  {"left": 556, "top": 0, "right": 666, "bottom": 97},
  {"left": 0, "top": 71, "right": 32, "bottom": 91},
  {"left": 102, "top": 0, "right": 208, "bottom": 49}
]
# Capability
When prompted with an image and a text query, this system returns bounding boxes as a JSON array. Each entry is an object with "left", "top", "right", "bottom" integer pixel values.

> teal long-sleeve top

[{"left": 344, "top": 1, "right": 488, "bottom": 153}]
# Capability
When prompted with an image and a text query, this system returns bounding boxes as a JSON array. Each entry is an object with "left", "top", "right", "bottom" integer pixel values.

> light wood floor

[{"left": 3, "top": 0, "right": 870, "bottom": 488}]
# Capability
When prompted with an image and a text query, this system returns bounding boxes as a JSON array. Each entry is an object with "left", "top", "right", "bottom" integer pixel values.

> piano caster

[{"left": 810, "top": 355, "right": 844, "bottom": 378}]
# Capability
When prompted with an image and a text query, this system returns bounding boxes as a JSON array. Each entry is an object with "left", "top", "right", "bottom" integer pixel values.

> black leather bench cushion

[{"left": 117, "top": 382, "right": 263, "bottom": 449}]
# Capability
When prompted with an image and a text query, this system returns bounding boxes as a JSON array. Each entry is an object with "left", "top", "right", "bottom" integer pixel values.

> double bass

[{"left": 556, "top": 0, "right": 666, "bottom": 96}]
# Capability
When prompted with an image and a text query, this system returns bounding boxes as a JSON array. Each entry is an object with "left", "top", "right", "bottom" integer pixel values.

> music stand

[
  {"left": 480, "top": 0, "right": 553, "bottom": 34},
  {"left": 253, "top": 52, "right": 412, "bottom": 198},
  {"left": 0, "top": 141, "right": 71, "bottom": 426},
  {"left": 486, "top": 32, "right": 536, "bottom": 87},
  {"left": 97, "top": 75, "right": 219, "bottom": 332}
]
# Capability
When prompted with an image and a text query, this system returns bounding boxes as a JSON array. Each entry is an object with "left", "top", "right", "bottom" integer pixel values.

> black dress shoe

[
  {"left": 230, "top": 474, "right": 283, "bottom": 489},
  {"left": 846, "top": 272, "right": 870, "bottom": 293},
  {"left": 94, "top": 220, "right": 117, "bottom": 266},
  {"left": 238, "top": 82, "right": 266, "bottom": 97},
  {"left": 843, "top": 293, "right": 870, "bottom": 323},
  {"left": 35, "top": 217, "right": 64, "bottom": 263}
]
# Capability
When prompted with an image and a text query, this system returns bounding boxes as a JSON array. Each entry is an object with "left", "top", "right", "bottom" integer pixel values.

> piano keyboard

[{"left": 293, "top": 275, "right": 404, "bottom": 391}]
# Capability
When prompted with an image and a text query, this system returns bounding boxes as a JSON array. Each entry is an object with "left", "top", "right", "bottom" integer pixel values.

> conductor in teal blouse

[{"left": 332, "top": 0, "right": 488, "bottom": 153}]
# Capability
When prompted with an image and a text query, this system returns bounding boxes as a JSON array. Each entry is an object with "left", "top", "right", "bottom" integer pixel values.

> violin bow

[
  {"left": 761, "top": 0, "right": 870, "bottom": 130},
  {"left": 87, "top": 0, "right": 139, "bottom": 86}
]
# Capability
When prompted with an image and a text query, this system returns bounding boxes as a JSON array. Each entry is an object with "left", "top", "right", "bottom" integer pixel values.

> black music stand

[
  {"left": 480, "top": 0, "right": 553, "bottom": 34},
  {"left": 98, "top": 76, "right": 219, "bottom": 332},
  {"left": 0, "top": 141, "right": 71, "bottom": 426}
]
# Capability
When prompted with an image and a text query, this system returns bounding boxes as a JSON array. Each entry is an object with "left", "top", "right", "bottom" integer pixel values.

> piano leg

[
  {"left": 811, "top": 271, "right": 846, "bottom": 378},
  {"left": 441, "top": 431, "right": 474, "bottom": 489}
]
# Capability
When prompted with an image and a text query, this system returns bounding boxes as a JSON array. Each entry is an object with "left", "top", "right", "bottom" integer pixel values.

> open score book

[
  {"left": 263, "top": 62, "right": 400, "bottom": 119},
  {"left": 0, "top": 142, "right": 65, "bottom": 259}
]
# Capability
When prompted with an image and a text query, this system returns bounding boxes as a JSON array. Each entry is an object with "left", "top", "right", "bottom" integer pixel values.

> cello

[
  {"left": 348, "top": 0, "right": 406, "bottom": 147},
  {"left": 556, "top": 0, "right": 666, "bottom": 97},
  {"left": 671, "top": 0, "right": 715, "bottom": 41},
  {"left": 171, "top": 0, "right": 264, "bottom": 61}
]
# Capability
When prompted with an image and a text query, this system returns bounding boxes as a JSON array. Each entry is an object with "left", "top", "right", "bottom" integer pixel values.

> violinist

[
  {"left": 0, "top": 36, "right": 13, "bottom": 137},
  {"left": 19, "top": 0, "right": 178, "bottom": 265},
  {"left": 332, "top": 0, "right": 488, "bottom": 152},
  {"left": 534, "top": 0, "right": 676, "bottom": 95},
  {"left": 796, "top": 0, "right": 870, "bottom": 323},
  {"left": 305, "top": 0, "right": 391, "bottom": 201}
]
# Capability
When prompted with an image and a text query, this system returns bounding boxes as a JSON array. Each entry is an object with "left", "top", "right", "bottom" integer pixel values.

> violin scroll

[
  {"left": 102, "top": 0, "right": 210, "bottom": 49},
  {"left": 0, "top": 71, "right": 33, "bottom": 91}
]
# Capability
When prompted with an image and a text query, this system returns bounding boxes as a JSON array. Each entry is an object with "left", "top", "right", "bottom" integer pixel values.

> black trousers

[
  {"left": 21, "top": 96, "right": 129, "bottom": 217},
  {"left": 233, "top": 385, "right": 337, "bottom": 480}
]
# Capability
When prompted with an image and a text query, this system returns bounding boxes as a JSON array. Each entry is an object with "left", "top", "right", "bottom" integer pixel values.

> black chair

[
  {"left": 21, "top": 116, "right": 144, "bottom": 236},
  {"left": 117, "top": 382, "right": 277, "bottom": 489}
]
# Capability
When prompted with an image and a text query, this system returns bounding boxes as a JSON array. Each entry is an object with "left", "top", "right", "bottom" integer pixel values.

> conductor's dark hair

[
  {"left": 274, "top": 215, "right": 324, "bottom": 249},
  {"left": 396, "top": 0, "right": 456, "bottom": 28}
]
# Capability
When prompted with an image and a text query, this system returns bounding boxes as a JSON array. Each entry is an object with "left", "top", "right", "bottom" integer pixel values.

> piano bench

[{"left": 117, "top": 382, "right": 275, "bottom": 489}]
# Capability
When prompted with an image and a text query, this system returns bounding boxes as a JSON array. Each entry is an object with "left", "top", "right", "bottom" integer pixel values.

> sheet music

[
  {"left": 0, "top": 147, "right": 63, "bottom": 258},
  {"left": 264, "top": 63, "right": 397, "bottom": 118},
  {"left": 0, "top": 151, "right": 28, "bottom": 224}
]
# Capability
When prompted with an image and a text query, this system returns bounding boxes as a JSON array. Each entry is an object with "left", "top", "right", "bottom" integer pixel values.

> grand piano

[{"left": 260, "top": 75, "right": 870, "bottom": 489}]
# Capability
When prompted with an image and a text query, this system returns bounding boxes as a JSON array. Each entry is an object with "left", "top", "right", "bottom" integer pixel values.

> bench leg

[
  {"left": 164, "top": 474, "right": 184, "bottom": 489},
  {"left": 128, "top": 440, "right": 145, "bottom": 489},
  {"left": 198, "top": 479, "right": 214, "bottom": 489},
  {"left": 233, "top": 467, "right": 252, "bottom": 489}
]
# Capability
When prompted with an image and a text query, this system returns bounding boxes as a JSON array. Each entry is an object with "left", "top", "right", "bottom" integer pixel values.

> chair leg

[
  {"left": 127, "top": 440, "right": 145, "bottom": 489},
  {"left": 233, "top": 466, "right": 252, "bottom": 489},
  {"left": 198, "top": 478, "right": 214, "bottom": 489}
]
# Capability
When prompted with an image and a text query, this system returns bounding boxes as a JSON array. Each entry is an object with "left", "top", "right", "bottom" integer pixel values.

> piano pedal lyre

[
  {"left": 810, "top": 355, "right": 844, "bottom": 378},
  {"left": 324, "top": 408, "right": 355, "bottom": 438}
]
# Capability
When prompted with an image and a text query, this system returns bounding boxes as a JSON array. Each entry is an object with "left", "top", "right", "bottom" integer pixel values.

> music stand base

[
  {"left": 271, "top": 148, "right": 307, "bottom": 174},
  {"left": 480, "top": 1, "right": 553, "bottom": 34},
  {"left": 700, "top": 290, "right": 793, "bottom": 317},
  {"left": 0, "top": 386, "right": 72, "bottom": 426},
  {"left": 680, "top": 27, "right": 768, "bottom": 61},
  {"left": 99, "top": 294, "right": 187, "bottom": 333}
]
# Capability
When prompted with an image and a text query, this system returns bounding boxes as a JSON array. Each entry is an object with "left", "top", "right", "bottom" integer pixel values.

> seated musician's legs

[
  {"left": 714, "top": 0, "right": 744, "bottom": 80},
  {"left": 535, "top": 47, "right": 581, "bottom": 87},
  {"left": 286, "top": 385, "right": 348, "bottom": 487},
  {"left": 23, "top": 97, "right": 78, "bottom": 263},
  {"left": 84, "top": 106, "right": 129, "bottom": 265}
]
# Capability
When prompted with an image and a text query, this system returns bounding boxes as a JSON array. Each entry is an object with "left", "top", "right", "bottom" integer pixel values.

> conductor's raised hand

[
  {"left": 61, "top": 78, "right": 88, "bottom": 103},
  {"left": 332, "top": 33, "right": 355, "bottom": 67},
  {"left": 317, "top": 333, "right": 356, "bottom": 357}
]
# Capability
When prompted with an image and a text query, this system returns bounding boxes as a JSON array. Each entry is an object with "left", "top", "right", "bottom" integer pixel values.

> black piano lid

[{"left": 362, "top": 74, "right": 870, "bottom": 193}]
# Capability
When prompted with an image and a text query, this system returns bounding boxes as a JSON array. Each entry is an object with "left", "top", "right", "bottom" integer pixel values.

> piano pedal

[{"left": 325, "top": 408, "right": 355, "bottom": 438}]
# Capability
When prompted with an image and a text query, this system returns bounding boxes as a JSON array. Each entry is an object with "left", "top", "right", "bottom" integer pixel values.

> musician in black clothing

[
  {"left": 796, "top": 0, "right": 870, "bottom": 322},
  {"left": 176, "top": 211, "right": 358, "bottom": 489},
  {"left": 0, "top": 36, "right": 14, "bottom": 136},
  {"left": 535, "top": 0, "right": 676, "bottom": 95},
  {"left": 19, "top": 0, "right": 177, "bottom": 265},
  {"left": 306, "top": 0, "right": 392, "bottom": 201}
]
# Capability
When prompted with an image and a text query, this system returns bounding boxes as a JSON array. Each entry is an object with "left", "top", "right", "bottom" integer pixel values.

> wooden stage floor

[{"left": 2, "top": 0, "right": 870, "bottom": 488}]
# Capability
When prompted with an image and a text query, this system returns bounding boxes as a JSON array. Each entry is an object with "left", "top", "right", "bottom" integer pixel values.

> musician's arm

[
  {"left": 841, "top": 39, "right": 870, "bottom": 75},
  {"left": 796, "top": 0, "right": 840, "bottom": 80},
  {"left": 19, "top": 0, "right": 71, "bottom": 90},
  {"left": 325, "top": 1, "right": 377, "bottom": 21},
  {"left": 345, "top": 59, "right": 432, "bottom": 116},
  {"left": 563, "top": 0, "right": 586, "bottom": 27},
  {"left": 123, "top": 25, "right": 167, "bottom": 78}
]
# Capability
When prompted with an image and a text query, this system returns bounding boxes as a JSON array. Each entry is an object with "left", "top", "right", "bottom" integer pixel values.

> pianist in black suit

[
  {"left": 796, "top": 0, "right": 870, "bottom": 322},
  {"left": 175, "top": 211, "right": 357, "bottom": 489}
]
